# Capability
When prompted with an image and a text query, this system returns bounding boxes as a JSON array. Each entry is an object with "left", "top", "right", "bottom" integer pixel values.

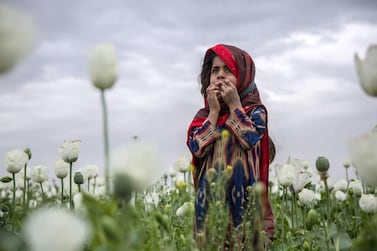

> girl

[{"left": 187, "top": 44, "right": 274, "bottom": 249}]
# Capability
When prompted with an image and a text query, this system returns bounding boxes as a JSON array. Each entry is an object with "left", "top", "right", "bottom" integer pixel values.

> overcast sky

[{"left": 1, "top": 0, "right": 377, "bottom": 181}]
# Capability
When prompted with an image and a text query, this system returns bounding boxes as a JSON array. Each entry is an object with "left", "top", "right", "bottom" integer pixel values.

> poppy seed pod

[
  {"left": 113, "top": 173, "right": 134, "bottom": 201},
  {"left": 303, "top": 241, "right": 310, "bottom": 251},
  {"left": 74, "top": 172, "right": 84, "bottom": 185},
  {"left": 315, "top": 156, "right": 329, "bottom": 173},
  {"left": 306, "top": 208, "right": 319, "bottom": 229}
]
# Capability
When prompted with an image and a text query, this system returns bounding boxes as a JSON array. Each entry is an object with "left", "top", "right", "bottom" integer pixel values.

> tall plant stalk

[
  {"left": 12, "top": 173, "right": 16, "bottom": 233},
  {"left": 69, "top": 162, "right": 73, "bottom": 209},
  {"left": 23, "top": 164, "right": 27, "bottom": 207},
  {"left": 101, "top": 89, "right": 110, "bottom": 196},
  {"left": 39, "top": 183, "right": 44, "bottom": 202},
  {"left": 60, "top": 177, "right": 64, "bottom": 205}
]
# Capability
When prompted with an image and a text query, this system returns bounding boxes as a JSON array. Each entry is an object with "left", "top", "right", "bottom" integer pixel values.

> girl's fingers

[{"left": 222, "top": 79, "right": 230, "bottom": 86}]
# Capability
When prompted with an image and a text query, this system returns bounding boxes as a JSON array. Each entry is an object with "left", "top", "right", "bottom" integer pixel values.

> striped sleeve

[
  {"left": 224, "top": 106, "right": 266, "bottom": 150},
  {"left": 187, "top": 120, "right": 220, "bottom": 158}
]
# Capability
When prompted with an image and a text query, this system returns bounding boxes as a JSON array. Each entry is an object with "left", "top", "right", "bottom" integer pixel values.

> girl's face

[{"left": 210, "top": 56, "right": 237, "bottom": 90}]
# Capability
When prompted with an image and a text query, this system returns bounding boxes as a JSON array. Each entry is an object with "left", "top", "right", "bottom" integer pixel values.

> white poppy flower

[
  {"left": 292, "top": 169, "right": 312, "bottom": 193},
  {"left": 290, "top": 158, "right": 308, "bottom": 169},
  {"left": 277, "top": 163, "right": 295, "bottom": 188},
  {"left": 348, "top": 131, "right": 377, "bottom": 187},
  {"left": 168, "top": 165, "right": 177, "bottom": 178},
  {"left": 54, "top": 159, "right": 69, "bottom": 179},
  {"left": 175, "top": 175, "right": 187, "bottom": 190},
  {"left": 0, "top": 3, "right": 36, "bottom": 73},
  {"left": 111, "top": 141, "right": 162, "bottom": 192},
  {"left": 348, "top": 179, "right": 363, "bottom": 196},
  {"left": 174, "top": 156, "right": 190, "bottom": 173},
  {"left": 29, "top": 200, "right": 37, "bottom": 209},
  {"left": 31, "top": 165, "right": 48, "bottom": 184},
  {"left": 354, "top": 44, "right": 377, "bottom": 96},
  {"left": 83, "top": 164, "right": 99, "bottom": 179},
  {"left": 314, "top": 192, "right": 321, "bottom": 201},
  {"left": 333, "top": 179, "right": 348, "bottom": 192},
  {"left": 4, "top": 149, "right": 28, "bottom": 174},
  {"left": 269, "top": 176, "right": 280, "bottom": 194},
  {"left": 88, "top": 43, "right": 118, "bottom": 90},
  {"left": 335, "top": 190, "right": 347, "bottom": 202},
  {"left": 58, "top": 140, "right": 81, "bottom": 163},
  {"left": 343, "top": 159, "right": 351, "bottom": 168},
  {"left": 298, "top": 188, "right": 316, "bottom": 206},
  {"left": 73, "top": 193, "right": 87, "bottom": 215},
  {"left": 96, "top": 177, "right": 105, "bottom": 187},
  {"left": 15, "top": 189, "right": 23, "bottom": 199},
  {"left": 176, "top": 201, "right": 194, "bottom": 217},
  {"left": 359, "top": 194, "right": 377, "bottom": 213},
  {"left": 23, "top": 207, "right": 91, "bottom": 251},
  {"left": 95, "top": 185, "right": 106, "bottom": 198}
]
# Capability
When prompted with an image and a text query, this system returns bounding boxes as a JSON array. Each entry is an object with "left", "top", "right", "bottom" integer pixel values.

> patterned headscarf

[{"left": 191, "top": 43, "right": 264, "bottom": 126}]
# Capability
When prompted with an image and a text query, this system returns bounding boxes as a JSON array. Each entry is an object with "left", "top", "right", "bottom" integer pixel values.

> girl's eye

[{"left": 211, "top": 67, "right": 219, "bottom": 74}]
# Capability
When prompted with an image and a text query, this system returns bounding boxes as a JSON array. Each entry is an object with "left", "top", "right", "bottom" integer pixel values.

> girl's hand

[
  {"left": 206, "top": 83, "right": 221, "bottom": 113},
  {"left": 220, "top": 79, "right": 242, "bottom": 111}
]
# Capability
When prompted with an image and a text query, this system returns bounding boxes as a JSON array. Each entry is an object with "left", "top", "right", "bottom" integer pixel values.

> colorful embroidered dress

[{"left": 186, "top": 44, "right": 274, "bottom": 237}]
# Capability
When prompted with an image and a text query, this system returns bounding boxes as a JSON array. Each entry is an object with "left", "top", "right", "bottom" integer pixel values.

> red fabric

[{"left": 209, "top": 44, "right": 238, "bottom": 79}]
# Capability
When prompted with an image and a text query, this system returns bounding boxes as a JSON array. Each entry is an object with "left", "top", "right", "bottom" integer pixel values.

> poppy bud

[
  {"left": 315, "top": 156, "right": 329, "bottom": 173},
  {"left": 24, "top": 148, "right": 32, "bottom": 160},
  {"left": 74, "top": 172, "right": 84, "bottom": 185}
]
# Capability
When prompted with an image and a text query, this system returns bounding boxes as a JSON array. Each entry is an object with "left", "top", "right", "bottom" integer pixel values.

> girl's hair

[
  {"left": 198, "top": 50, "right": 217, "bottom": 97},
  {"left": 269, "top": 136, "right": 276, "bottom": 164}
]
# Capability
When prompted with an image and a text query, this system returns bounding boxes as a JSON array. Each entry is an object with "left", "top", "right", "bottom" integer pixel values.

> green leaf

[
  {"left": 334, "top": 230, "right": 352, "bottom": 251},
  {"left": 327, "top": 222, "right": 338, "bottom": 238},
  {"left": 284, "top": 211, "right": 293, "bottom": 228},
  {"left": 0, "top": 176, "right": 13, "bottom": 183}
]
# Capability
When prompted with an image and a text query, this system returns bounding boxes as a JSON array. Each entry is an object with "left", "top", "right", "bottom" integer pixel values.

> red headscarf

[{"left": 187, "top": 44, "right": 270, "bottom": 188}]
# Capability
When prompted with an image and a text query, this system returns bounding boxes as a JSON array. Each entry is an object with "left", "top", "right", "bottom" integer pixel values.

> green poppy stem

[
  {"left": 323, "top": 221, "right": 330, "bottom": 251},
  {"left": 300, "top": 206, "right": 305, "bottom": 228},
  {"left": 93, "top": 177, "right": 97, "bottom": 194},
  {"left": 324, "top": 178, "right": 330, "bottom": 219},
  {"left": 26, "top": 178, "right": 30, "bottom": 210},
  {"left": 60, "top": 177, "right": 64, "bottom": 205},
  {"left": 40, "top": 183, "right": 44, "bottom": 201},
  {"left": 12, "top": 173, "right": 16, "bottom": 233},
  {"left": 69, "top": 162, "right": 73, "bottom": 209},
  {"left": 291, "top": 192, "right": 295, "bottom": 229},
  {"left": 23, "top": 164, "right": 27, "bottom": 207},
  {"left": 100, "top": 89, "right": 110, "bottom": 196}
]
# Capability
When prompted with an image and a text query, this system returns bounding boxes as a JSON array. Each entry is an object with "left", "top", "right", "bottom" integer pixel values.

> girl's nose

[{"left": 217, "top": 70, "right": 225, "bottom": 79}]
